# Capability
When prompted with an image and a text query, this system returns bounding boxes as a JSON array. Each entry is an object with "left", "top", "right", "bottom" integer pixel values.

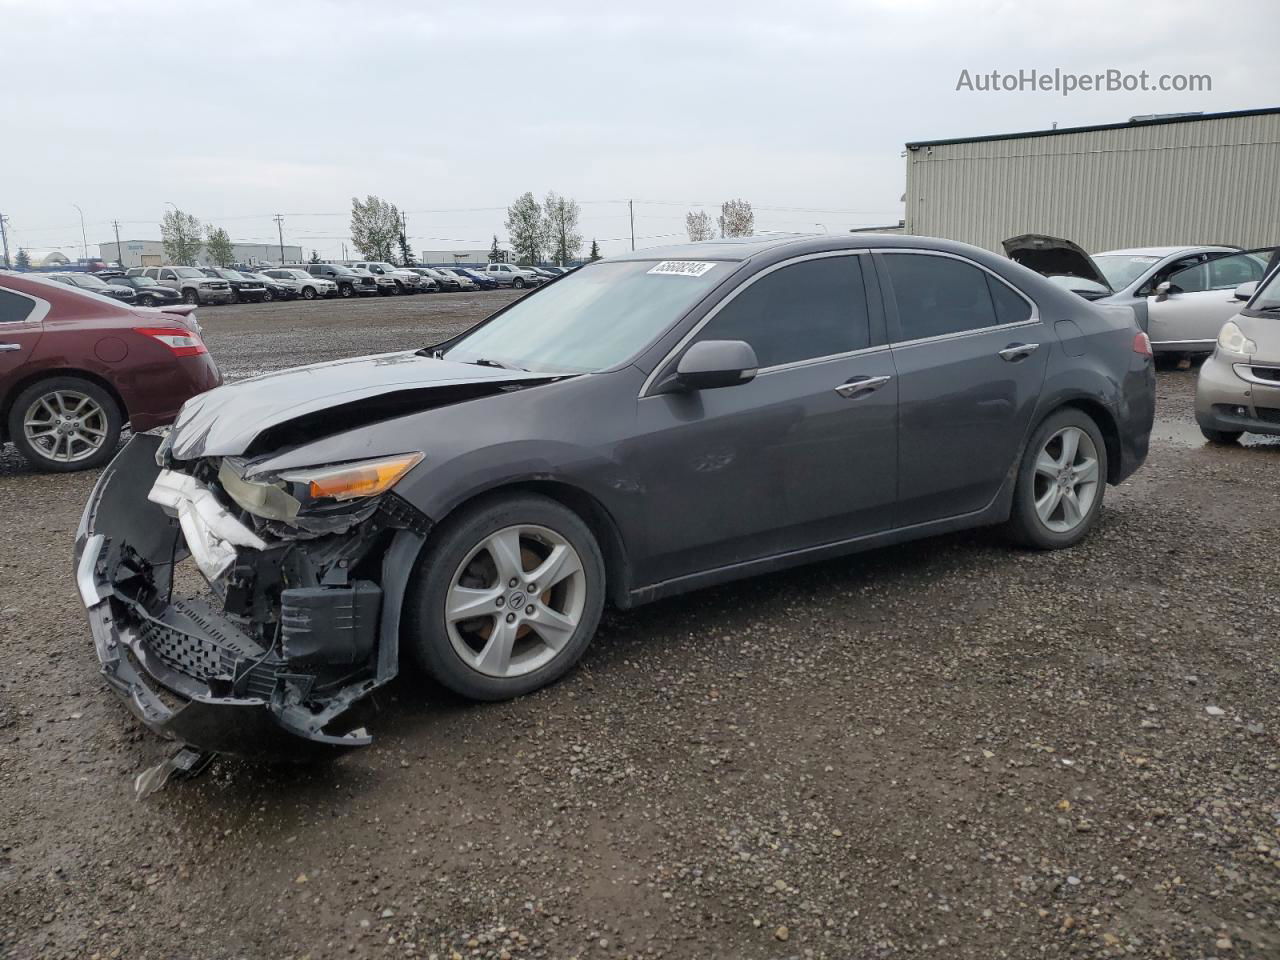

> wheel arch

[
  {"left": 1039, "top": 395, "right": 1123, "bottom": 484},
  {"left": 1, "top": 367, "right": 129, "bottom": 443},
  {"left": 421, "top": 479, "right": 634, "bottom": 609}
]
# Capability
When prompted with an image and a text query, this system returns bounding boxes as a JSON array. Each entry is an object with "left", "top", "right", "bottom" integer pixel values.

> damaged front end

[{"left": 74, "top": 433, "right": 428, "bottom": 760}]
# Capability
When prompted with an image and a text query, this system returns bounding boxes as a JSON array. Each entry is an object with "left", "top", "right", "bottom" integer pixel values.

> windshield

[
  {"left": 73, "top": 274, "right": 109, "bottom": 288},
  {"left": 174, "top": 267, "right": 204, "bottom": 278},
  {"left": 131, "top": 276, "right": 158, "bottom": 287},
  {"left": 284, "top": 269, "right": 310, "bottom": 280},
  {"left": 442, "top": 260, "right": 726, "bottom": 373},
  {"left": 214, "top": 269, "right": 244, "bottom": 279},
  {"left": 1092, "top": 255, "right": 1160, "bottom": 291},
  {"left": 1253, "top": 266, "right": 1280, "bottom": 311},
  {"left": 371, "top": 262, "right": 397, "bottom": 272}
]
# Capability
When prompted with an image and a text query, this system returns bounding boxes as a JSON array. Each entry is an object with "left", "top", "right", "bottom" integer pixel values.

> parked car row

[{"left": 60, "top": 261, "right": 567, "bottom": 306}]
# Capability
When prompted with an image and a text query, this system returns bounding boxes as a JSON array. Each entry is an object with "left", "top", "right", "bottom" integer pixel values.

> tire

[
  {"left": 392, "top": 282, "right": 404, "bottom": 296},
  {"left": 1005, "top": 408, "right": 1108, "bottom": 550},
  {"left": 183, "top": 288, "right": 200, "bottom": 305},
  {"left": 512, "top": 277, "right": 526, "bottom": 289},
  {"left": 262, "top": 289, "right": 275, "bottom": 302},
  {"left": 339, "top": 283, "right": 353, "bottom": 298},
  {"left": 406, "top": 494, "right": 606, "bottom": 701},
  {"left": 138, "top": 295, "right": 157, "bottom": 307},
  {"left": 1200, "top": 426, "right": 1243, "bottom": 444},
  {"left": 302, "top": 286, "right": 317, "bottom": 301},
  {"left": 7, "top": 376, "right": 123, "bottom": 473}
]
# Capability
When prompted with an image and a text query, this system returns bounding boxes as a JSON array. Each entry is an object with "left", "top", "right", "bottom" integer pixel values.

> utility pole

[
  {"left": 628, "top": 199, "right": 635, "bottom": 251},
  {"left": 273, "top": 214, "right": 285, "bottom": 265},
  {"left": 0, "top": 213, "right": 10, "bottom": 270},
  {"left": 111, "top": 219, "right": 123, "bottom": 266}
]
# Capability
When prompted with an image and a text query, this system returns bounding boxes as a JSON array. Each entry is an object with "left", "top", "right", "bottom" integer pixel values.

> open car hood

[
  {"left": 1002, "top": 234, "right": 1112, "bottom": 292},
  {"left": 163, "top": 350, "right": 565, "bottom": 461}
]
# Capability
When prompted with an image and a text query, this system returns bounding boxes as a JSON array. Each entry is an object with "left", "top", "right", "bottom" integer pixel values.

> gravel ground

[{"left": 1, "top": 294, "right": 1278, "bottom": 960}]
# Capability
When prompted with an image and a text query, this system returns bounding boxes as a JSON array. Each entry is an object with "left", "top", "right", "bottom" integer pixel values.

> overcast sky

[{"left": 4, "top": 0, "right": 1277, "bottom": 261}]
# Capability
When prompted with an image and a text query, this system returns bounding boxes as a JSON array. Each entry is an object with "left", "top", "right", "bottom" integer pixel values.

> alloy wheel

[
  {"left": 1032, "top": 426, "right": 1100, "bottom": 533},
  {"left": 445, "top": 524, "right": 587, "bottom": 678},
  {"left": 23, "top": 390, "right": 110, "bottom": 464}
]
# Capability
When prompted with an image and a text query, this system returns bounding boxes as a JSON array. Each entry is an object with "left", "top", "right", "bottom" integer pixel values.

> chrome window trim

[
  {"left": 871, "top": 247, "right": 1041, "bottom": 348},
  {"left": 0, "top": 285, "right": 55, "bottom": 326},
  {"left": 639, "top": 249, "right": 872, "bottom": 398}
]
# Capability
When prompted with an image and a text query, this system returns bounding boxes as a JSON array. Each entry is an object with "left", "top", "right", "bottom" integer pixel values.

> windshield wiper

[
  {"left": 1255, "top": 304, "right": 1280, "bottom": 314},
  {"left": 471, "top": 358, "right": 528, "bottom": 371}
]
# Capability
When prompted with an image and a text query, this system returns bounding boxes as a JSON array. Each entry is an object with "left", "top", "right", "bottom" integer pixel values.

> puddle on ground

[{"left": 1153, "top": 418, "right": 1280, "bottom": 450}]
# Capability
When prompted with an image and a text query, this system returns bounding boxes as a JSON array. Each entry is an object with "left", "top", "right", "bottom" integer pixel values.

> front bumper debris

[{"left": 75, "top": 434, "right": 427, "bottom": 760}]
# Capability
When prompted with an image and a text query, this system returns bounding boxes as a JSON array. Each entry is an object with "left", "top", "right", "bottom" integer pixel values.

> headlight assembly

[
  {"left": 220, "top": 453, "right": 423, "bottom": 524},
  {"left": 1217, "top": 321, "right": 1258, "bottom": 357}
]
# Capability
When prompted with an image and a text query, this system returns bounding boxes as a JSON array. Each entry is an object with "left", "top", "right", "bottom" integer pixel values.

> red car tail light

[
  {"left": 135, "top": 327, "right": 208, "bottom": 357},
  {"left": 1132, "top": 331, "right": 1153, "bottom": 357}
]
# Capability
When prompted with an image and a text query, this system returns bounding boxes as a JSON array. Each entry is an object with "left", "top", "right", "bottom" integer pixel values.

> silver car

[
  {"left": 1004, "top": 236, "right": 1277, "bottom": 355},
  {"left": 1194, "top": 265, "right": 1280, "bottom": 442}
]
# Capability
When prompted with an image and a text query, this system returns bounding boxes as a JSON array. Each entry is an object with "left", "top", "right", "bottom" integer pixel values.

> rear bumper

[
  {"left": 1112, "top": 360, "right": 1156, "bottom": 483},
  {"left": 1152, "top": 338, "right": 1215, "bottom": 354},
  {"left": 127, "top": 353, "right": 222, "bottom": 433},
  {"left": 75, "top": 435, "right": 427, "bottom": 760}
]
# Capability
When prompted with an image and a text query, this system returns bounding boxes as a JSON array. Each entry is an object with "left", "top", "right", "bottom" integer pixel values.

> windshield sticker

[{"left": 648, "top": 260, "right": 717, "bottom": 278}]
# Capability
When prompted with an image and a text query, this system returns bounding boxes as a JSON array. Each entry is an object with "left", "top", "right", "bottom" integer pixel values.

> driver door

[
  {"left": 625, "top": 252, "right": 898, "bottom": 586},
  {"left": 1147, "top": 248, "right": 1276, "bottom": 351}
]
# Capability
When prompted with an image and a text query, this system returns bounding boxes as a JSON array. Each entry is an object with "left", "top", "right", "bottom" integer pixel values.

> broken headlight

[{"left": 219, "top": 453, "right": 423, "bottom": 524}]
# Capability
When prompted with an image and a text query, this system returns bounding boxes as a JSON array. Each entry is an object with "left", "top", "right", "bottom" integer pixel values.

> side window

[
  {"left": 693, "top": 255, "right": 870, "bottom": 368},
  {"left": 0, "top": 288, "right": 36, "bottom": 323},
  {"left": 986, "top": 275, "right": 1033, "bottom": 325},
  {"left": 160, "top": 269, "right": 175, "bottom": 281},
  {"left": 1205, "top": 253, "right": 1264, "bottom": 290},
  {"left": 882, "top": 254, "right": 999, "bottom": 341},
  {"left": 144, "top": 268, "right": 158, "bottom": 280},
  {"left": 1167, "top": 261, "right": 1209, "bottom": 294}
]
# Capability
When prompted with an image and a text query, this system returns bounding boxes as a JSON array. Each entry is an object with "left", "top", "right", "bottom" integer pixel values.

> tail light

[
  {"left": 135, "top": 327, "right": 208, "bottom": 357},
  {"left": 1132, "top": 331, "right": 1153, "bottom": 357}
]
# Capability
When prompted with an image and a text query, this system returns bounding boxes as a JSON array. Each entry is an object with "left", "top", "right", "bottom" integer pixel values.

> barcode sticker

[{"left": 647, "top": 260, "right": 717, "bottom": 278}]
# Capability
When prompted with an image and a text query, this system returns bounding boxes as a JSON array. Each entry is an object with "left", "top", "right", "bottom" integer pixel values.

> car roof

[
  {"left": 605, "top": 232, "right": 995, "bottom": 264},
  {"left": 1095, "top": 245, "right": 1238, "bottom": 258}
]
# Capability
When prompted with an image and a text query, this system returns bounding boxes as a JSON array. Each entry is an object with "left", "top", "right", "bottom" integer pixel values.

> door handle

[
  {"left": 835, "top": 374, "right": 892, "bottom": 399},
  {"left": 0, "top": 343, "right": 22, "bottom": 352},
  {"left": 998, "top": 342, "right": 1039, "bottom": 362}
]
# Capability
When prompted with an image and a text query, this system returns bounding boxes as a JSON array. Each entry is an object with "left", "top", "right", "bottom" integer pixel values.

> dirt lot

[{"left": 2, "top": 293, "right": 1278, "bottom": 960}]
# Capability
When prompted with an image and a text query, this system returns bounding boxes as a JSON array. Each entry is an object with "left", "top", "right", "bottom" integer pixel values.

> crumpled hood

[{"left": 164, "top": 350, "right": 561, "bottom": 460}]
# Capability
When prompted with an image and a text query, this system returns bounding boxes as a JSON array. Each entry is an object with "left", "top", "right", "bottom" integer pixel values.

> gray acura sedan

[{"left": 75, "top": 234, "right": 1155, "bottom": 758}]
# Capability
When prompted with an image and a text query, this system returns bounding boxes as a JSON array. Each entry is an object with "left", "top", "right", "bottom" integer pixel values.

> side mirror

[
  {"left": 1234, "top": 280, "right": 1259, "bottom": 302},
  {"left": 1154, "top": 281, "right": 1175, "bottom": 302},
  {"left": 660, "top": 340, "right": 759, "bottom": 393}
]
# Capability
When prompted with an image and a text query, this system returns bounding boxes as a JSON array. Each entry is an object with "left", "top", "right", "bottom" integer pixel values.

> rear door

[
  {"left": 875, "top": 250, "right": 1048, "bottom": 526},
  {"left": 1146, "top": 248, "right": 1276, "bottom": 351},
  {"left": 0, "top": 286, "right": 48, "bottom": 406}
]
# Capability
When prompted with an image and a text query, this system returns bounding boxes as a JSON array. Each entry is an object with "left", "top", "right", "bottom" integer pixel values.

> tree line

[{"left": 685, "top": 199, "right": 754, "bottom": 242}]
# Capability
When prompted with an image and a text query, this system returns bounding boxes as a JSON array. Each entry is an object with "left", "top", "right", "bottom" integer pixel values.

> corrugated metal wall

[{"left": 904, "top": 113, "right": 1280, "bottom": 253}]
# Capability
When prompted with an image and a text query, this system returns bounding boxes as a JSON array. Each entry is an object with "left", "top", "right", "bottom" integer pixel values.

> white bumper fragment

[{"left": 148, "top": 469, "right": 268, "bottom": 580}]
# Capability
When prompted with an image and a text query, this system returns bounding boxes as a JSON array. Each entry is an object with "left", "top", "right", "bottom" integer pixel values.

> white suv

[
  {"left": 263, "top": 268, "right": 337, "bottom": 300},
  {"left": 484, "top": 263, "right": 544, "bottom": 288}
]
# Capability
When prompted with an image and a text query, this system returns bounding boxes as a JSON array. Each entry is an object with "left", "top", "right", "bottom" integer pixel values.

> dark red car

[{"left": 0, "top": 272, "right": 221, "bottom": 472}]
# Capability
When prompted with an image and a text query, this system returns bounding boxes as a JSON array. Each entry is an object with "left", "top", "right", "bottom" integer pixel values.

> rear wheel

[
  {"left": 8, "top": 376, "right": 123, "bottom": 473},
  {"left": 406, "top": 495, "right": 606, "bottom": 701},
  {"left": 1200, "top": 426, "right": 1243, "bottom": 444},
  {"left": 1005, "top": 408, "right": 1107, "bottom": 549}
]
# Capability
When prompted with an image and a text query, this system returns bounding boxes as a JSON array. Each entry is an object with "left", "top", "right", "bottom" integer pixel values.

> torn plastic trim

[{"left": 148, "top": 469, "right": 267, "bottom": 580}]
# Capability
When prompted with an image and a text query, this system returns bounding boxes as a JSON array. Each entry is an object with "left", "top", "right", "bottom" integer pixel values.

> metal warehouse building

[{"left": 903, "top": 106, "right": 1280, "bottom": 254}]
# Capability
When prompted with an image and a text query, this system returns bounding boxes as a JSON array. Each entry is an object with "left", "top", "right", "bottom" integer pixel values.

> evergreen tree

[
  {"left": 309, "top": 249, "right": 321, "bottom": 264},
  {"left": 15, "top": 247, "right": 31, "bottom": 270},
  {"left": 488, "top": 234, "right": 502, "bottom": 263},
  {"left": 588, "top": 239, "right": 601, "bottom": 262}
]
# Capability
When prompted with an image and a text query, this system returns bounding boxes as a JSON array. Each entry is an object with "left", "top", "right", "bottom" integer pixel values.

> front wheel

[
  {"left": 406, "top": 495, "right": 606, "bottom": 701},
  {"left": 338, "top": 283, "right": 353, "bottom": 298},
  {"left": 512, "top": 277, "right": 526, "bottom": 289},
  {"left": 262, "top": 289, "right": 275, "bottom": 302},
  {"left": 138, "top": 294, "right": 157, "bottom": 307},
  {"left": 302, "top": 286, "right": 317, "bottom": 300},
  {"left": 183, "top": 288, "right": 199, "bottom": 305},
  {"left": 7, "top": 376, "right": 123, "bottom": 472},
  {"left": 1200, "top": 426, "right": 1243, "bottom": 445},
  {"left": 1005, "top": 409, "right": 1108, "bottom": 549}
]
